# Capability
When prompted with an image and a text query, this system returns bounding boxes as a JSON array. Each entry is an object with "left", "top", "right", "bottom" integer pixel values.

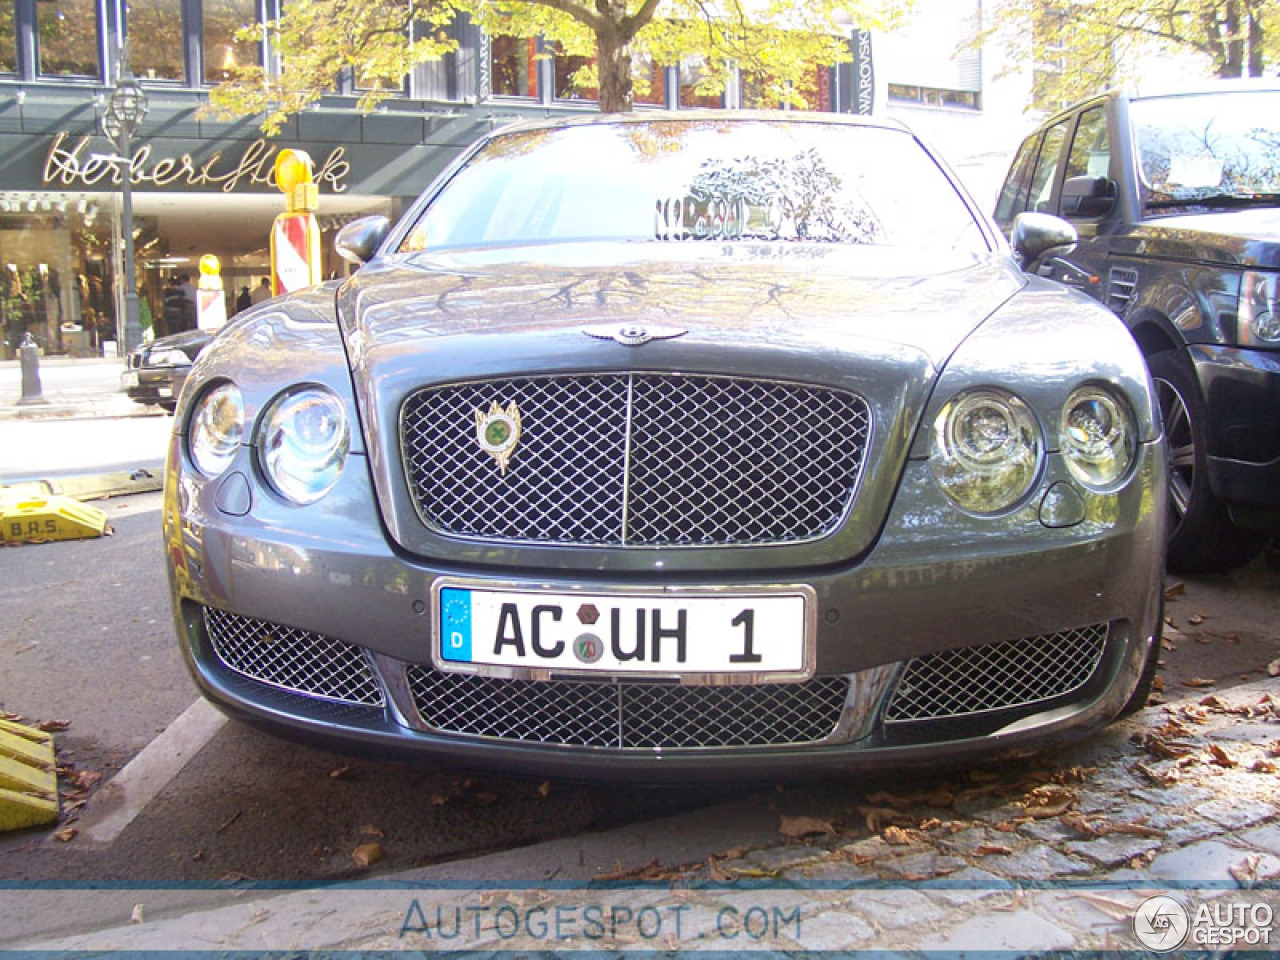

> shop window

[
  {"left": 37, "top": 0, "right": 101, "bottom": 78},
  {"left": 678, "top": 57, "right": 721, "bottom": 109},
  {"left": 552, "top": 45, "right": 594, "bottom": 101},
  {"left": 203, "top": 0, "right": 259, "bottom": 84},
  {"left": 630, "top": 50, "right": 664, "bottom": 107},
  {"left": 741, "top": 66, "right": 833, "bottom": 111},
  {"left": 888, "top": 83, "right": 980, "bottom": 111},
  {"left": 127, "top": 0, "right": 186, "bottom": 81},
  {"left": 490, "top": 35, "right": 537, "bottom": 98}
]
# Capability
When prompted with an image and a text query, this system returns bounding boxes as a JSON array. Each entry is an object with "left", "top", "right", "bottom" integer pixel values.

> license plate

[
  {"left": 158, "top": 386, "right": 173, "bottom": 397},
  {"left": 122, "top": 372, "right": 139, "bottom": 388},
  {"left": 434, "top": 581, "right": 813, "bottom": 682}
]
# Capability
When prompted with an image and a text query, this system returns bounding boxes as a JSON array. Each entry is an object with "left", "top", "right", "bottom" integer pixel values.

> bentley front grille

[
  {"left": 402, "top": 373, "right": 870, "bottom": 547},
  {"left": 883, "top": 623, "right": 1110, "bottom": 723},
  {"left": 203, "top": 607, "right": 385, "bottom": 707},
  {"left": 406, "top": 667, "right": 851, "bottom": 749}
]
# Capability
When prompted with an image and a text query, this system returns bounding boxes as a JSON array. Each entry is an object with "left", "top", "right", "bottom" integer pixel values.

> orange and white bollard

[
  {"left": 270, "top": 149, "right": 322, "bottom": 296},
  {"left": 196, "top": 254, "right": 227, "bottom": 331}
]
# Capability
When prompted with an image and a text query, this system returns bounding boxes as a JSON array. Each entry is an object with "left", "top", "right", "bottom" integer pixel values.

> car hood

[
  {"left": 338, "top": 243, "right": 1024, "bottom": 372},
  {"left": 335, "top": 242, "right": 1027, "bottom": 571},
  {"left": 147, "top": 326, "right": 214, "bottom": 359},
  {"left": 1127, "top": 207, "right": 1280, "bottom": 268}
]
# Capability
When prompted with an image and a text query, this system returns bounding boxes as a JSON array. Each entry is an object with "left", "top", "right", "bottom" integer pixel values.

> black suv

[{"left": 995, "top": 83, "right": 1280, "bottom": 573}]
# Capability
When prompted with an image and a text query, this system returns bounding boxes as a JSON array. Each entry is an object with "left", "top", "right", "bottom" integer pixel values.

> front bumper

[
  {"left": 1192, "top": 344, "right": 1280, "bottom": 516},
  {"left": 164, "top": 433, "right": 1166, "bottom": 781},
  {"left": 123, "top": 366, "right": 188, "bottom": 407}
]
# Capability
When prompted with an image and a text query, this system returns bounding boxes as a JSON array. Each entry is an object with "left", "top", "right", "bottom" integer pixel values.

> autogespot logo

[{"left": 1134, "top": 895, "right": 1191, "bottom": 951}]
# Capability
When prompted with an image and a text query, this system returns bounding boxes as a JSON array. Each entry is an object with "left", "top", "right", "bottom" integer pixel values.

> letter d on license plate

[{"left": 435, "top": 581, "right": 813, "bottom": 682}]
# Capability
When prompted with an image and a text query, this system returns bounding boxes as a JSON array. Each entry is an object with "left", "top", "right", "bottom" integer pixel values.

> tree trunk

[
  {"left": 595, "top": 27, "right": 633, "bottom": 112},
  {"left": 1247, "top": 6, "right": 1264, "bottom": 76}
]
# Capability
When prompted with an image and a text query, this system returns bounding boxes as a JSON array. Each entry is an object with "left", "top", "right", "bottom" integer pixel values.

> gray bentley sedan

[{"left": 164, "top": 113, "right": 1167, "bottom": 780}]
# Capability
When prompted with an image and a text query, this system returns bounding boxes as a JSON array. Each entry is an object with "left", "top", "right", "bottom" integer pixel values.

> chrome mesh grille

[
  {"left": 402, "top": 373, "right": 870, "bottom": 547},
  {"left": 406, "top": 667, "right": 850, "bottom": 748},
  {"left": 883, "top": 624, "right": 1109, "bottom": 723},
  {"left": 203, "top": 607, "right": 385, "bottom": 707}
]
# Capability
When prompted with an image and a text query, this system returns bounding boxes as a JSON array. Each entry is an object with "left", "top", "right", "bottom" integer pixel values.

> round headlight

[
  {"left": 931, "top": 388, "right": 1041, "bottom": 514},
  {"left": 1060, "top": 385, "right": 1135, "bottom": 488},
  {"left": 259, "top": 387, "right": 349, "bottom": 505},
  {"left": 189, "top": 382, "right": 244, "bottom": 477}
]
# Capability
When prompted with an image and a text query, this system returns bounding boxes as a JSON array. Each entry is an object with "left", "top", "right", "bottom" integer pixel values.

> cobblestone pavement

[{"left": 10, "top": 678, "right": 1278, "bottom": 954}]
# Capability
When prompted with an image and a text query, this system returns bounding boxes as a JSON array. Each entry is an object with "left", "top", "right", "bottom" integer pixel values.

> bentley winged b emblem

[
  {"left": 475, "top": 401, "right": 522, "bottom": 475},
  {"left": 583, "top": 323, "right": 687, "bottom": 346}
]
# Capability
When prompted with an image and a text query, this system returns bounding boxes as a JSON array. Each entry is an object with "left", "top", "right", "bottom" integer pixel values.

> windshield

[
  {"left": 1132, "top": 91, "right": 1280, "bottom": 205},
  {"left": 400, "top": 120, "right": 989, "bottom": 254}
]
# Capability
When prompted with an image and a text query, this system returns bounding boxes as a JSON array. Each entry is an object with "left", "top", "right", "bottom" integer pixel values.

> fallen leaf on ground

[
  {"left": 537, "top": 781, "right": 551, "bottom": 798},
  {"left": 52, "top": 827, "right": 77, "bottom": 843},
  {"left": 594, "top": 858, "right": 664, "bottom": 882},
  {"left": 1164, "top": 582, "right": 1186, "bottom": 600},
  {"left": 1229, "top": 854, "right": 1262, "bottom": 889},
  {"left": 706, "top": 857, "right": 734, "bottom": 883},
  {"left": 329, "top": 765, "right": 352, "bottom": 779},
  {"left": 352, "top": 843, "right": 384, "bottom": 869},
  {"left": 1069, "top": 892, "right": 1138, "bottom": 921},
  {"left": 882, "top": 825, "right": 914, "bottom": 845},
  {"left": 1206, "top": 744, "right": 1237, "bottom": 768},
  {"left": 1152, "top": 676, "right": 1165, "bottom": 692},
  {"left": 1250, "top": 759, "right": 1276, "bottom": 774},
  {"left": 1189, "top": 614, "right": 1206, "bottom": 625},
  {"left": 35, "top": 719, "right": 71, "bottom": 732},
  {"left": 974, "top": 844, "right": 1013, "bottom": 856},
  {"left": 1182, "top": 677, "right": 1216, "bottom": 688},
  {"left": 129, "top": 904, "right": 145, "bottom": 924},
  {"left": 1160, "top": 638, "right": 1177, "bottom": 651},
  {"left": 779, "top": 815, "right": 836, "bottom": 839},
  {"left": 359, "top": 824, "right": 384, "bottom": 837},
  {"left": 1268, "top": 658, "right": 1280, "bottom": 678}
]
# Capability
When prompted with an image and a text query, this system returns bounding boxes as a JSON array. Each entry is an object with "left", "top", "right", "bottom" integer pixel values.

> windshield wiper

[{"left": 1147, "top": 192, "right": 1280, "bottom": 210}]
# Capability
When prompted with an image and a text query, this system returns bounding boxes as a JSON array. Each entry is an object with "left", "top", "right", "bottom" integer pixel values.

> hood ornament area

[
  {"left": 583, "top": 323, "right": 687, "bottom": 346},
  {"left": 475, "top": 401, "right": 522, "bottom": 475}
]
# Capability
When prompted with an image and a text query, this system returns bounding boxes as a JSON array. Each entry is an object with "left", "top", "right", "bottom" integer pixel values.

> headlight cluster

[
  {"left": 931, "top": 384, "right": 1136, "bottom": 514},
  {"left": 187, "top": 382, "right": 349, "bottom": 505},
  {"left": 145, "top": 348, "right": 190, "bottom": 368},
  {"left": 1239, "top": 271, "right": 1280, "bottom": 347}
]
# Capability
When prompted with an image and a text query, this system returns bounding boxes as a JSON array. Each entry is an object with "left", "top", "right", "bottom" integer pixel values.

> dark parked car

[
  {"left": 122, "top": 327, "right": 214, "bottom": 412},
  {"left": 995, "top": 82, "right": 1280, "bottom": 573},
  {"left": 164, "top": 113, "right": 1165, "bottom": 780}
]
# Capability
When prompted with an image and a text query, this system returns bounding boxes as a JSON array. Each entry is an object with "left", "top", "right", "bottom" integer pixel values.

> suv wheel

[{"left": 1147, "top": 349, "right": 1263, "bottom": 574}]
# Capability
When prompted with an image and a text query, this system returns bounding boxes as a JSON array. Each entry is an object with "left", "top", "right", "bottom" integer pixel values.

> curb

[{"left": 0, "top": 467, "right": 165, "bottom": 501}]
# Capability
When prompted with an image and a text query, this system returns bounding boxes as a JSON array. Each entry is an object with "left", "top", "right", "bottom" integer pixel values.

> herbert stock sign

[{"left": 42, "top": 132, "right": 350, "bottom": 194}]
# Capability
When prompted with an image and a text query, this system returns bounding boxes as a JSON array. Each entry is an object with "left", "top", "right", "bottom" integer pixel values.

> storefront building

[{"left": 0, "top": 0, "right": 999, "bottom": 356}]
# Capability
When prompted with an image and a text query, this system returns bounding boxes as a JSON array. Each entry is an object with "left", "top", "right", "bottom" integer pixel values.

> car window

[
  {"left": 994, "top": 135, "right": 1039, "bottom": 227},
  {"left": 1132, "top": 91, "right": 1280, "bottom": 204},
  {"left": 401, "top": 120, "right": 990, "bottom": 255},
  {"left": 1026, "top": 119, "right": 1069, "bottom": 214},
  {"left": 1064, "top": 106, "right": 1110, "bottom": 184}
]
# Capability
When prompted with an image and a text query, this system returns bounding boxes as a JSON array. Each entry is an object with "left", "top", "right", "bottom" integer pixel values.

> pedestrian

[
  {"left": 250, "top": 277, "right": 272, "bottom": 305},
  {"left": 161, "top": 275, "right": 184, "bottom": 337},
  {"left": 235, "top": 286, "right": 252, "bottom": 313},
  {"left": 178, "top": 273, "right": 197, "bottom": 332}
]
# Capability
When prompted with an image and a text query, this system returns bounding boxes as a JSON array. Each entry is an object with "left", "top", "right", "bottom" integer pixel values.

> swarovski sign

[{"left": 42, "top": 132, "right": 350, "bottom": 193}]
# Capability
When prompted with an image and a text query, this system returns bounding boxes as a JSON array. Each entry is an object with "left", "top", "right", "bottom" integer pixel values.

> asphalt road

[{"left": 1, "top": 491, "right": 1277, "bottom": 884}]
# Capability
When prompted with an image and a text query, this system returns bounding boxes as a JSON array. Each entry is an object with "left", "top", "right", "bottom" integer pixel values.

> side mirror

[
  {"left": 334, "top": 216, "right": 392, "bottom": 265},
  {"left": 1060, "top": 175, "right": 1117, "bottom": 218},
  {"left": 1011, "top": 212, "right": 1078, "bottom": 270}
]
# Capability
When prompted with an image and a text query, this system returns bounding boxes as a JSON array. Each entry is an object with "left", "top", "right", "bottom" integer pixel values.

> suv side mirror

[
  {"left": 1060, "top": 175, "right": 1117, "bottom": 218},
  {"left": 335, "top": 216, "right": 392, "bottom": 265},
  {"left": 1011, "top": 212, "right": 1078, "bottom": 270}
]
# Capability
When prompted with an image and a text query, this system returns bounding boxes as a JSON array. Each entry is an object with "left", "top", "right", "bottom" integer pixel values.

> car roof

[
  {"left": 484, "top": 109, "right": 914, "bottom": 140},
  {"left": 1032, "top": 78, "right": 1280, "bottom": 132}
]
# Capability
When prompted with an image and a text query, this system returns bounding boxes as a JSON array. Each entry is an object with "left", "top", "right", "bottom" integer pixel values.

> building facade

[{"left": 0, "top": 0, "right": 1021, "bottom": 356}]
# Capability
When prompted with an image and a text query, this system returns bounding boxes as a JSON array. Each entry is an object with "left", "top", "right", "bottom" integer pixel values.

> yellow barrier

[
  {"left": 0, "top": 489, "right": 108, "bottom": 543},
  {"left": 0, "top": 720, "right": 59, "bottom": 832}
]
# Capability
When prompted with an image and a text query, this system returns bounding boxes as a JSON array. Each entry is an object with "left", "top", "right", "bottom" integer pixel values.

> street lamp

[{"left": 100, "top": 52, "right": 149, "bottom": 354}]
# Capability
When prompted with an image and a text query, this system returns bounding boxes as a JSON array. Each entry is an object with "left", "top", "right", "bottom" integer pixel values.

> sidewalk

[
  {"left": 4, "top": 678, "right": 1278, "bottom": 954},
  {"left": 0, "top": 356, "right": 169, "bottom": 490}
]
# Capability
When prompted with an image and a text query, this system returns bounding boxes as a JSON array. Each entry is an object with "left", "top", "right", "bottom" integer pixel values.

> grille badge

[
  {"left": 474, "top": 401, "right": 522, "bottom": 474},
  {"left": 583, "top": 323, "right": 687, "bottom": 346}
]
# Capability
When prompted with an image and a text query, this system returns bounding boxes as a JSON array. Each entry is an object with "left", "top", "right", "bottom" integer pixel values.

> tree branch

[{"left": 519, "top": 0, "right": 606, "bottom": 33}]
